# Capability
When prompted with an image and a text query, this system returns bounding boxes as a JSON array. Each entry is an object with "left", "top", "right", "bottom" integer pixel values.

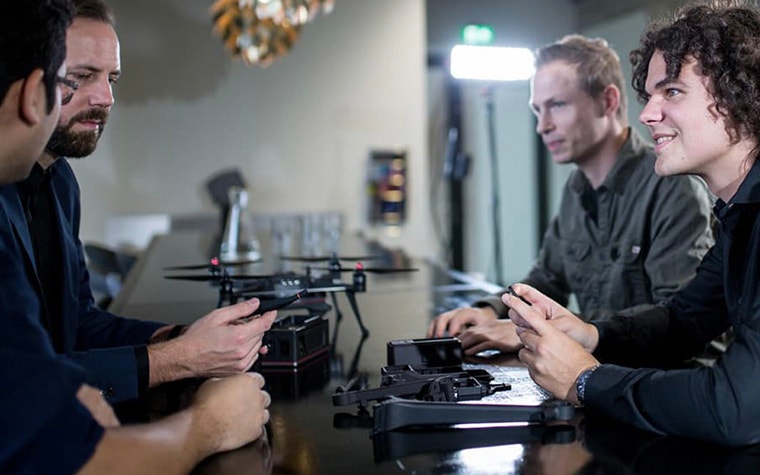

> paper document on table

[{"left": 463, "top": 363, "right": 553, "bottom": 406}]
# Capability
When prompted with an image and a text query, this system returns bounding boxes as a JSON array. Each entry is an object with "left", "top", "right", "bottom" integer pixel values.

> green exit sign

[{"left": 461, "top": 24, "right": 495, "bottom": 46}]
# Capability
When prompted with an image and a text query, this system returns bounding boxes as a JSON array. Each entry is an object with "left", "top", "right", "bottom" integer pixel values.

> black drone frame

[
  {"left": 165, "top": 258, "right": 376, "bottom": 338},
  {"left": 232, "top": 266, "right": 371, "bottom": 338},
  {"left": 164, "top": 254, "right": 418, "bottom": 339}
]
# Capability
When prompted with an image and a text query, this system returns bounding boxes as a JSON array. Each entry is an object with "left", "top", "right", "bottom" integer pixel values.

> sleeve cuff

[
  {"left": 133, "top": 345, "right": 149, "bottom": 396},
  {"left": 593, "top": 321, "right": 605, "bottom": 338},
  {"left": 472, "top": 293, "right": 510, "bottom": 318}
]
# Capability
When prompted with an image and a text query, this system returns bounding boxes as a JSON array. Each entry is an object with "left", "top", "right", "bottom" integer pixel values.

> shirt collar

[
  {"left": 17, "top": 163, "right": 51, "bottom": 196},
  {"left": 714, "top": 157, "right": 760, "bottom": 217},
  {"left": 569, "top": 127, "right": 649, "bottom": 195}
]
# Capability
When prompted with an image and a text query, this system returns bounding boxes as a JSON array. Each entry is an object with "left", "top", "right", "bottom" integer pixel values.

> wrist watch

[{"left": 575, "top": 364, "right": 601, "bottom": 405}]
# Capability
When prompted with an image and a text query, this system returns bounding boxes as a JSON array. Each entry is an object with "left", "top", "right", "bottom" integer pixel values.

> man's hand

[
  {"left": 521, "top": 440, "right": 592, "bottom": 474},
  {"left": 191, "top": 373, "right": 271, "bottom": 453},
  {"left": 426, "top": 306, "right": 498, "bottom": 338},
  {"left": 506, "top": 284, "right": 599, "bottom": 352},
  {"left": 505, "top": 287, "right": 599, "bottom": 404},
  {"left": 76, "top": 384, "right": 120, "bottom": 428},
  {"left": 148, "top": 299, "right": 277, "bottom": 385},
  {"left": 180, "top": 298, "right": 277, "bottom": 376},
  {"left": 457, "top": 320, "right": 522, "bottom": 355},
  {"left": 78, "top": 373, "right": 272, "bottom": 474}
]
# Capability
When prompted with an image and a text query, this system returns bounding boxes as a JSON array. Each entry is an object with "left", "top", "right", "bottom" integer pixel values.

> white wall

[
  {"left": 582, "top": 10, "right": 650, "bottom": 139},
  {"left": 72, "top": 0, "right": 433, "bottom": 256},
  {"left": 426, "top": 0, "right": 578, "bottom": 284},
  {"left": 459, "top": 83, "right": 538, "bottom": 284}
]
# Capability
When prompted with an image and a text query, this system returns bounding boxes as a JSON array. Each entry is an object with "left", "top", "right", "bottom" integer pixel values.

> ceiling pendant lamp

[{"left": 210, "top": 0, "right": 334, "bottom": 67}]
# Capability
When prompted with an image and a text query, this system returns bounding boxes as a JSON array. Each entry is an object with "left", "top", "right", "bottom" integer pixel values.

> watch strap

[{"left": 575, "top": 364, "right": 601, "bottom": 405}]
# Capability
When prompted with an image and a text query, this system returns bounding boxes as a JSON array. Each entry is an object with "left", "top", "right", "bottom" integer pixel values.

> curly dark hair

[{"left": 630, "top": 1, "right": 760, "bottom": 145}]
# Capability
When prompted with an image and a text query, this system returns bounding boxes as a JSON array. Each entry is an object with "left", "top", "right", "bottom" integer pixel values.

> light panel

[{"left": 450, "top": 45, "right": 535, "bottom": 81}]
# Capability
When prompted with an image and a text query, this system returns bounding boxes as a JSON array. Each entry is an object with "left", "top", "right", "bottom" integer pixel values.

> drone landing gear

[
  {"left": 345, "top": 290, "right": 370, "bottom": 337},
  {"left": 218, "top": 278, "right": 235, "bottom": 307},
  {"left": 329, "top": 289, "right": 370, "bottom": 345},
  {"left": 330, "top": 292, "right": 342, "bottom": 349}
]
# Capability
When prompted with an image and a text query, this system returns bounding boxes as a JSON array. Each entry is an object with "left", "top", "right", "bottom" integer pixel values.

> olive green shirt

[{"left": 478, "top": 128, "right": 715, "bottom": 321}]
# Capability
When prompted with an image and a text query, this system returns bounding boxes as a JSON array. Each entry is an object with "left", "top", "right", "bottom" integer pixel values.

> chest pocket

[
  {"left": 562, "top": 240, "right": 645, "bottom": 289},
  {"left": 612, "top": 240, "right": 649, "bottom": 306},
  {"left": 562, "top": 240, "right": 592, "bottom": 284}
]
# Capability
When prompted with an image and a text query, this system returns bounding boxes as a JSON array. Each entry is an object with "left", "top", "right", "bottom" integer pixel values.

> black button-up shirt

[
  {"left": 590, "top": 158, "right": 760, "bottom": 446},
  {"left": 16, "top": 161, "right": 151, "bottom": 398},
  {"left": 17, "top": 164, "right": 65, "bottom": 352}
]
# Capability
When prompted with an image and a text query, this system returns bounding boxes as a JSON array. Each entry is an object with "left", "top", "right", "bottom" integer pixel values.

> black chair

[{"left": 84, "top": 242, "right": 137, "bottom": 309}]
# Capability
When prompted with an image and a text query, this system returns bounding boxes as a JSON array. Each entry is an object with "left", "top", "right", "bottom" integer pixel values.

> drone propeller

[
  {"left": 164, "top": 256, "right": 261, "bottom": 271},
  {"left": 309, "top": 265, "right": 419, "bottom": 274},
  {"left": 280, "top": 254, "right": 381, "bottom": 263},
  {"left": 164, "top": 273, "right": 273, "bottom": 282}
]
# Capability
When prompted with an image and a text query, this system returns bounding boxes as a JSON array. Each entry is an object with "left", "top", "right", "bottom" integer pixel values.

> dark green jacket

[{"left": 477, "top": 129, "right": 714, "bottom": 321}]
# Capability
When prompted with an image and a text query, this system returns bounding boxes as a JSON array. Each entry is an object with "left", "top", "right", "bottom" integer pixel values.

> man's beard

[{"left": 46, "top": 108, "right": 109, "bottom": 158}]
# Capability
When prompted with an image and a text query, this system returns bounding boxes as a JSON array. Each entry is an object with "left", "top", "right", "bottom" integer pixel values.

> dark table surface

[{"left": 110, "top": 230, "right": 760, "bottom": 474}]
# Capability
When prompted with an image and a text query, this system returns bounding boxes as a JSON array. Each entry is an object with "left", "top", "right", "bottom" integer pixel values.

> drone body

[{"left": 164, "top": 253, "right": 418, "bottom": 338}]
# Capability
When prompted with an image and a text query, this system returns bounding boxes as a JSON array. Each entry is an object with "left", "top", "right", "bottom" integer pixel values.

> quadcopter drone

[{"left": 163, "top": 253, "right": 418, "bottom": 338}]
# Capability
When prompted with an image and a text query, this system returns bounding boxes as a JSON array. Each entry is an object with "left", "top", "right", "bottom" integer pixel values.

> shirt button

[{"left": 100, "top": 386, "right": 115, "bottom": 401}]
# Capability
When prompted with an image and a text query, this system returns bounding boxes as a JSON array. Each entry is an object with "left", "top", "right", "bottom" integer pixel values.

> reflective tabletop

[{"left": 110, "top": 230, "right": 760, "bottom": 474}]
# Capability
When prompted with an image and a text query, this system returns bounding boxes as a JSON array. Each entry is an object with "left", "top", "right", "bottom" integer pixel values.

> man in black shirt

[{"left": 508, "top": 2, "right": 760, "bottom": 446}]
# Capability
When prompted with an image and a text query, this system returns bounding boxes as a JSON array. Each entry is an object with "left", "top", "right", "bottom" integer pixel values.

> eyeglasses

[{"left": 56, "top": 75, "right": 79, "bottom": 105}]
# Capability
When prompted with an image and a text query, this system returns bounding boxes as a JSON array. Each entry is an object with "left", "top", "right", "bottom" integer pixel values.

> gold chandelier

[{"left": 211, "top": 0, "right": 335, "bottom": 67}]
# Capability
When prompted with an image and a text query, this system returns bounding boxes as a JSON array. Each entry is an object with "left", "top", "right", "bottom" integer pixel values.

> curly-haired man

[{"left": 505, "top": 1, "right": 760, "bottom": 446}]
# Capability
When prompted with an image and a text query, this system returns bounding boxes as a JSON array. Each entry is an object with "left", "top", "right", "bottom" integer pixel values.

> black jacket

[
  {"left": 0, "top": 158, "right": 164, "bottom": 403},
  {"left": 588, "top": 158, "right": 760, "bottom": 446}
]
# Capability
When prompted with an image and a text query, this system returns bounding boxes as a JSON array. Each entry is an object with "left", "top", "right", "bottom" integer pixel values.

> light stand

[
  {"left": 484, "top": 86, "right": 504, "bottom": 285},
  {"left": 449, "top": 45, "right": 534, "bottom": 285}
]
